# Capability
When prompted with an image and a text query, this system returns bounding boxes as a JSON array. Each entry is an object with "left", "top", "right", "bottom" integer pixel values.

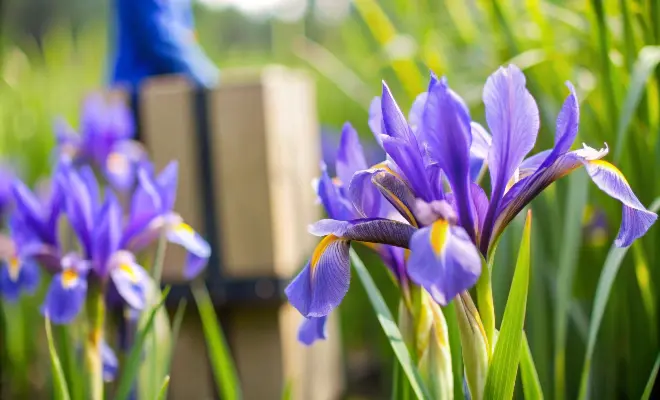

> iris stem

[
  {"left": 152, "top": 231, "right": 168, "bottom": 287},
  {"left": 149, "top": 232, "right": 169, "bottom": 398},
  {"left": 85, "top": 281, "right": 105, "bottom": 400},
  {"left": 475, "top": 256, "right": 495, "bottom": 359}
]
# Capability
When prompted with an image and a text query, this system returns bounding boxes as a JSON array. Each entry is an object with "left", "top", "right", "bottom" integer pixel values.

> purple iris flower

[
  {"left": 42, "top": 167, "right": 149, "bottom": 324},
  {"left": 10, "top": 174, "right": 64, "bottom": 272},
  {"left": 0, "top": 226, "right": 40, "bottom": 302},
  {"left": 55, "top": 94, "right": 147, "bottom": 191},
  {"left": 286, "top": 65, "right": 656, "bottom": 328},
  {"left": 122, "top": 161, "right": 211, "bottom": 280}
]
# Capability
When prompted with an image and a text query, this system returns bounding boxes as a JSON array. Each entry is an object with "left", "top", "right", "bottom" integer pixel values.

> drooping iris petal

[
  {"left": 288, "top": 218, "right": 416, "bottom": 317},
  {"left": 42, "top": 270, "right": 87, "bottom": 324},
  {"left": 166, "top": 222, "right": 211, "bottom": 278},
  {"left": 298, "top": 316, "right": 328, "bottom": 346},
  {"left": 493, "top": 144, "right": 656, "bottom": 249},
  {"left": 336, "top": 123, "right": 368, "bottom": 190},
  {"left": 380, "top": 82, "right": 433, "bottom": 201},
  {"left": 109, "top": 251, "right": 148, "bottom": 310},
  {"left": 484, "top": 64, "right": 540, "bottom": 213},
  {"left": 0, "top": 263, "right": 21, "bottom": 301},
  {"left": 285, "top": 236, "right": 351, "bottom": 317},
  {"left": 408, "top": 220, "right": 481, "bottom": 306},
  {"left": 582, "top": 160, "right": 657, "bottom": 247},
  {"left": 423, "top": 78, "right": 476, "bottom": 237},
  {"left": 102, "top": 342, "right": 119, "bottom": 382}
]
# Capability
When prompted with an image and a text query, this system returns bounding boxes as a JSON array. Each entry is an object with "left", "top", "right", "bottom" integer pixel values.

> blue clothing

[{"left": 111, "top": 0, "right": 219, "bottom": 90}]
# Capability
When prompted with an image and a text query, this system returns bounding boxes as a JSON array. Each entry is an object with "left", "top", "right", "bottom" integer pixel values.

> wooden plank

[{"left": 139, "top": 76, "right": 203, "bottom": 282}]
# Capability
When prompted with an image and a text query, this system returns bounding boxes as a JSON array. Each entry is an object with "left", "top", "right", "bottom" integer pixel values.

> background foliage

[{"left": 1, "top": 0, "right": 660, "bottom": 398}]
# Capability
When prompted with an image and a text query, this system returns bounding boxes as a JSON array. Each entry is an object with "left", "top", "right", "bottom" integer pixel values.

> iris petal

[
  {"left": 583, "top": 160, "right": 657, "bottom": 247},
  {"left": 298, "top": 316, "right": 328, "bottom": 346},
  {"left": 318, "top": 167, "right": 354, "bottom": 220},
  {"left": 348, "top": 168, "right": 383, "bottom": 219},
  {"left": 308, "top": 218, "right": 416, "bottom": 248},
  {"left": 109, "top": 251, "right": 148, "bottom": 310},
  {"left": 285, "top": 236, "right": 350, "bottom": 317},
  {"left": 336, "top": 123, "right": 368, "bottom": 192},
  {"left": 371, "top": 171, "right": 418, "bottom": 226},
  {"left": 42, "top": 272, "right": 87, "bottom": 324},
  {"left": 102, "top": 342, "right": 119, "bottom": 382},
  {"left": 423, "top": 78, "right": 475, "bottom": 237},
  {"left": 408, "top": 220, "right": 481, "bottom": 306}
]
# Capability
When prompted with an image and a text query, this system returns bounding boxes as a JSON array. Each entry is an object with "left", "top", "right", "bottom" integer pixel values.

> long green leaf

[
  {"left": 350, "top": 249, "right": 431, "bottom": 400},
  {"left": 521, "top": 333, "right": 544, "bottom": 400},
  {"left": 192, "top": 282, "right": 242, "bottom": 400},
  {"left": 484, "top": 210, "right": 533, "bottom": 399},
  {"left": 45, "top": 317, "right": 72, "bottom": 400},
  {"left": 115, "top": 287, "right": 171, "bottom": 400},
  {"left": 577, "top": 198, "right": 660, "bottom": 399},
  {"left": 442, "top": 301, "right": 464, "bottom": 400},
  {"left": 641, "top": 352, "right": 660, "bottom": 400},
  {"left": 613, "top": 46, "right": 660, "bottom": 162},
  {"left": 157, "top": 376, "right": 170, "bottom": 400},
  {"left": 553, "top": 171, "right": 589, "bottom": 399}
]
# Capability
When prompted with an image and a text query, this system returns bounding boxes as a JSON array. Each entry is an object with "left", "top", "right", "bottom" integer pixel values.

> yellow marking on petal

[
  {"left": 175, "top": 222, "right": 195, "bottom": 236},
  {"left": 62, "top": 269, "right": 79, "bottom": 289},
  {"left": 311, "top": 235, "right": 341, "bottom": 273},
  {"left": 429, "top": 220, "right": 450, "bottom": 256},
  {"left": 8, "top": 256, "right": 20, "bottom": 281},
  {"left": 106, "top": 152, "right": 130, "bottom": 175},
  {"left": 371, "top": 162, "right": 400, "bottom": 179},
  {"left": 589, "top": 160, "right": 628, "bottom": 184},
  {"left": 332, "top": 177, "right": 342, "bottom": 186},
  {"left": 119, "top": 263, "right": 138, "bottom": 283}
]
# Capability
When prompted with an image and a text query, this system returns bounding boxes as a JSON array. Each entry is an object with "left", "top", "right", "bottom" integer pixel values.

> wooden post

[{"left": 139, "top": 67, "right": 343, "bottom": 399}]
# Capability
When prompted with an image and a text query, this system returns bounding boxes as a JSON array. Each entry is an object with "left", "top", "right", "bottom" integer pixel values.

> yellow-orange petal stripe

[
  {"left": 374, "top": 182, "right": 419, "bottom": 228},
  {"left": 430, "top": 219, "right": 450, "bottom": 256},
  {"left": 119, "top": 263, "right": 138, "bottom": 282},
  {"left": 588, "top": 159, "right": 628, "bottom": 184},
  {"left": 8, "top": 256, "right": 20, "bottom": 281},
  {"left": 62, "top": 269, "right": 79, "bottom": 288},
  {"left": 311, "top": 235, "right": 341, "bottom": 273}
]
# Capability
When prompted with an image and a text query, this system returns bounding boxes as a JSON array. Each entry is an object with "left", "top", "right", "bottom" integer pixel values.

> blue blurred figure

[{"left": 111, "top": 0, "right": 219, "bottom": 90}]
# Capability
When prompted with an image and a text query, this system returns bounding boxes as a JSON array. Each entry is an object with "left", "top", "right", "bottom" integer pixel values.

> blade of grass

[
  {"left": 554, "top": 171, "right": 589, "bottom": 400},
  {"left": 115, "top": 286, "right": 171, "bottom": 400},
  {"left": 484, "top": 210, "right": 533, "bottom": 399},
  {"left": 53, "top": 324, "right": 84, "bottom": 400},
  {"left": 192, "top": 282, "right": 242, "bottom": 400},
  {"left": 641, "top": 352, "right": 660, "bottom": 400},
  {"left": 521, "top": 333, "right": 544, "bottom": 400},
  {"left": 613, "top": 46, "right": 660, "bottom": 163},
  {"left": 577, "top": 198, "right": 660, "bottom": 399},
  {"left": 45, "top": 317, "right": 72, "bottom": 400},
  {"left": 350, "top": 249, "right": 431, "bottom": 399},
  {"left": 157, "top": 376, "right": 170, "bottom": 400}
]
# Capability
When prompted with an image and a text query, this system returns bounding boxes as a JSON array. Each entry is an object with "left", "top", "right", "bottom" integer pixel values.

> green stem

[
  {"left": 85, "top": 281, "right": 105, "bottom": 400},
  {"left": 475, "top": 257, "right": 495, "bottom": 358},
  {"left": 152, "top": 232, "right": 168, "bottom": 287}
]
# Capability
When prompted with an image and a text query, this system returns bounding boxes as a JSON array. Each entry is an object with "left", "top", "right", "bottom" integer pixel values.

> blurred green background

[{"left": 2, "top": 0, "right": 660, "bottom": 398}]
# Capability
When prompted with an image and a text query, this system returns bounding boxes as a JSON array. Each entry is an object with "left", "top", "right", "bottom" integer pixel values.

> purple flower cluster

[{"left": 286, "top": 65, "right": 657, "bottom": 345}]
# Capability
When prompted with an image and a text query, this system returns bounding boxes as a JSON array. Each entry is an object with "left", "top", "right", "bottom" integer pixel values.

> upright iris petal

[
  {"left": 423, "top": 78, "right": 476, "bottom": 238},
  {"left": 481, "top": 65, "right": 540, "bottom": 251},
  {"left": 380, "top": 82, "right": 434, "bottom": 201}
]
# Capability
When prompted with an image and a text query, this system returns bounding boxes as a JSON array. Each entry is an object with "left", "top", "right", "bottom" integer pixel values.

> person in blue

[
  {"left": 111, "top": 0, "right": 219, "bottom": 90},
  {"left": 110, "top": 0, "right": 219, "bottom": 141}
]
